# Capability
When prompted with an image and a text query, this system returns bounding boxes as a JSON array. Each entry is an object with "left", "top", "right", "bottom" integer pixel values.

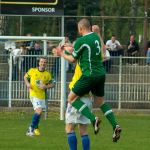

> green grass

[{"left": 0, "top": 111, "right": 150, "bottom": 150}]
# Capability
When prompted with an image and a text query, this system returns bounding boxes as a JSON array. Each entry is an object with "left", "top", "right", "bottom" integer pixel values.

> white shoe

[
  {"left": 93, "top": 117, "right": 101, "bottom": 134},
  {"left": 26, "top": 126, "right": 34, "bottom": 137},
  {"left": 112, "top": 125, "right": 122, "bottom": 142}
]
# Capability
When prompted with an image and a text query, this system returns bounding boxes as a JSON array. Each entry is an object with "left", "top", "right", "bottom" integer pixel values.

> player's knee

[
  {"left": 67, "top": 99, "right": 72, "bottom": 103},
  {"left": 67, "top": 92, "right": 78, "bottom": 103},
  {"left": 79, "top": 130, "right": 87, "bottom": 136},
  {"left": 35, "top": 108, "right": 42, "bottom": 114},
  {"left": 65, "top": 124, "right": 74, "bottom": 133},
  {"left": 79, "top": 125, "right": 87, "bottom": 136},
  {"left": 67, "top": 95, "right": 72, "bottom": 103},
  {"left": 94, "top": 97, "right": 104, "bottom": 106},
  {"left": 67, "top": 97, "right": 78, "bottom": 103}
]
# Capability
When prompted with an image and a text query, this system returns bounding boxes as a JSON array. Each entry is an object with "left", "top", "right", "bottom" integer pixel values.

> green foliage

[
  {"left": 64, "top": 0, "right": 100, "bottom": 16},
  {"left": 23, "top": 17, "right": 61, "bottom": 36},
  {"left": 5, "top": 17, "right": 21, "bottom": 36},
  {"left": 2, "top": 0, "right": 148, "bottom": 46}
]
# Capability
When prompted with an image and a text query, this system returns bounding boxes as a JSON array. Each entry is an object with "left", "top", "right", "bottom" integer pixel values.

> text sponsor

[{"left": 32, "top": 7, "right": 55, "bottom": 13}]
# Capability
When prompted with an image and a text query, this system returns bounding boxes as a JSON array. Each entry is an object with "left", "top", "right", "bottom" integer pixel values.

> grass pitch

[{"left": 0, "top": 111, "right": 150, "bottom": 150}]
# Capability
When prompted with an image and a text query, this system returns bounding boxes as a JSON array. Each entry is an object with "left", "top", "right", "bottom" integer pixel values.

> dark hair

[
  {"left": 38, "top": 56, "right": 47, "bottom": 61},
  {"left": 36, "top": 56, "right": 47, "bottom": 67},
  {"left": 112, "top": 34, "right": 116, "bottom": 37}
]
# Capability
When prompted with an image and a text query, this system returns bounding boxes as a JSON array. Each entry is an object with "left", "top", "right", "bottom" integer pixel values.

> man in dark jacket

[{"left": 127, "top": 35, "right": 139, "bottom": 64}]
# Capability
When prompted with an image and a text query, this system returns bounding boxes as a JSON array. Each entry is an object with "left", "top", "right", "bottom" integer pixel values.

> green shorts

[{"left": 72, "top": 75, "right": 105, "bottom": 97}]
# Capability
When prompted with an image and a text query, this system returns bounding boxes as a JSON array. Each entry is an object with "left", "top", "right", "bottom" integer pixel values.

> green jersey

[{"left": 72, "top": 32, "right": 106, "bottom": 76}]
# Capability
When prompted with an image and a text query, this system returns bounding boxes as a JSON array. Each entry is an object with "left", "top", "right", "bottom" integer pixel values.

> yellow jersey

[
  {"left": 25, "top": 68, "right": 52, "bottom": 99},
  {"left": 69, "top": 63, "right": 82, "bottom": 90},
  {"left": 69, "top": 63, "right": 90, "bottom": 97}
]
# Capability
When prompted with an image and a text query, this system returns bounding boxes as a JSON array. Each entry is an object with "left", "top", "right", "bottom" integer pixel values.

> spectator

[
  {"left": 4, "top": 40, "right": 16, "bottom": 52},
  {"left": 26, "top": 42, "right": 42, "bottom": 69},
  {"left": 106, "top": 35, "right": 123, "bottom": 56},
  {"left": 4, "top": 40, "right": 16, "bottom": 62},
  {"left": 127, "top": 35, "right": 139, "bottom": 65},
  {"left": 103, "top": 46, "right": 111, "bottom": 73},
  {"left": 23, "top": 33, "right": 35, "bottom": 50},
  {"left": 11, "top": 46, "right": 24, "bottom": 81},
  {"left": 146, "top": 41, "right": 150, "bottom": 65},
  {"left": 4, "top": 40, "right": 24, "bottom": 80},
  {"left": 28, "top": 42, "right": 42, "bottom": 55}
]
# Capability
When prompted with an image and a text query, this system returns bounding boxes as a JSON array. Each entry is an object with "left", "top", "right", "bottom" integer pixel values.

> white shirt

[
  {"left": 5, "top": 41, "right": 16, "bottom": 50},
  {"left": 11, "top": 48, "right": 23, "bottom": 65},
  {"left": 103, "top": 50, "right": 110, "bottom": 61},
  {"left": 106, "top": 40, "right": 121, "bottom": 51}
]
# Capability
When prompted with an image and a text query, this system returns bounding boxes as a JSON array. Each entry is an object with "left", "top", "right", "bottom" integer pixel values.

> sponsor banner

[{"left": 0, "top": 0, "right": 64, "bottom": 15}]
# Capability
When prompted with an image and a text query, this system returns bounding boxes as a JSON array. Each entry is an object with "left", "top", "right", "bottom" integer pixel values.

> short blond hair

[{"left": 78, "top": 18, "right": 91, "bottom": 30}]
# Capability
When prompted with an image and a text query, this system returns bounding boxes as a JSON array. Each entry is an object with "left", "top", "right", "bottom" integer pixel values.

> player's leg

[
  {"left": 77, "top": 96, "right": 92, "bottom": 150},
  {"left": 26, "top": 97, "right": 43, "bottom": 136},
  {"left": 65, "top": 124, "right": 77, "bottom": 150},
  {"left": 32, "top": 108, "right": 42, "bottom": 136},
  {"left": 92, "top": 75, "right": 122, "bottom": 142},
  {"left": 33, "top": 99, "right": 46, "bottom": 135},
  {"left": 70, "top": 76, "right": 100, "bottom": 134},
  {"left": 79, "top": 124, "right": 90, "bottom": 150},
  {"left": 94, "top": 96, "right": 118, "bottom": 129},
  {"left": 26, "top": 108, "right": 42, "bottom": 136},
  {"left": 94, "top": 96, "right": 121, "bottom": 142},
  {"left": 65, "top": 102, "right": 78, "bottom": 150},
  {"left": 69, "top": 91, "right": 95, "bottom": 122},
  {"left": 68, "top": 92, "right": 100, "bottom": 134}
]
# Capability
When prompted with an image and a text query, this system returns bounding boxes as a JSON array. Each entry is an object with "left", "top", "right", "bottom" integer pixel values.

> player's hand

[
  {"left": 52, "top": 46, "right": 62, "bottom": 56},
  {"left": 38, "top": 84, "right": 47, "bottom": 90},
  {"left": 48, "top": 83, "right": 55, "bottom": 88},
  {"left": 61, "top": 43, "right": 73, "bottom": 52},
  {"left": 27, "top": 83, "right": 32, "bottom": 90}
]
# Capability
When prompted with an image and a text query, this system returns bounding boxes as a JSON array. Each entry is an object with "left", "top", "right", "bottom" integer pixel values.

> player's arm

[
  {"left": 60, "top": 44, "right": 76, "bottom": 63},
  {"left": 38, "top": 83, "right": 54, "bottom": 90},
  {"left": 61, "top": 51, "right": 76, "bottom": 63},
  {"left": 53, "top": 44, "right": 76, "bottom": 63},
  {"left": 24, "top": 73, "right": 32, "bottom": 89},
  {"left": 38, "top": 73, "right": 56, "bottom": 90},
  {"left": 61, "top": 39, "right": 83, "bottom": 63},
  {"left": 42, "top": 79, "right": 56, "bottom": 89}
]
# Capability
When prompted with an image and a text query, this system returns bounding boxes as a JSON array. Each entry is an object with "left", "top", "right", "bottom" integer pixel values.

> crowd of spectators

[
  {"left": 2, "top": 31, "right": 150, "bottom": 81},
  {"left": 3, "top": 33, "right": 43, "bottom": 80}
]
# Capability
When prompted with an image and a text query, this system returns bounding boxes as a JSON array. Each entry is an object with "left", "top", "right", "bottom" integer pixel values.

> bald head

[
  {"left": 92, "top": 25, "right": 100, "bottom": 35},
  {"left": 78, "top": 19, "right": 91, "bottom": 35}
]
